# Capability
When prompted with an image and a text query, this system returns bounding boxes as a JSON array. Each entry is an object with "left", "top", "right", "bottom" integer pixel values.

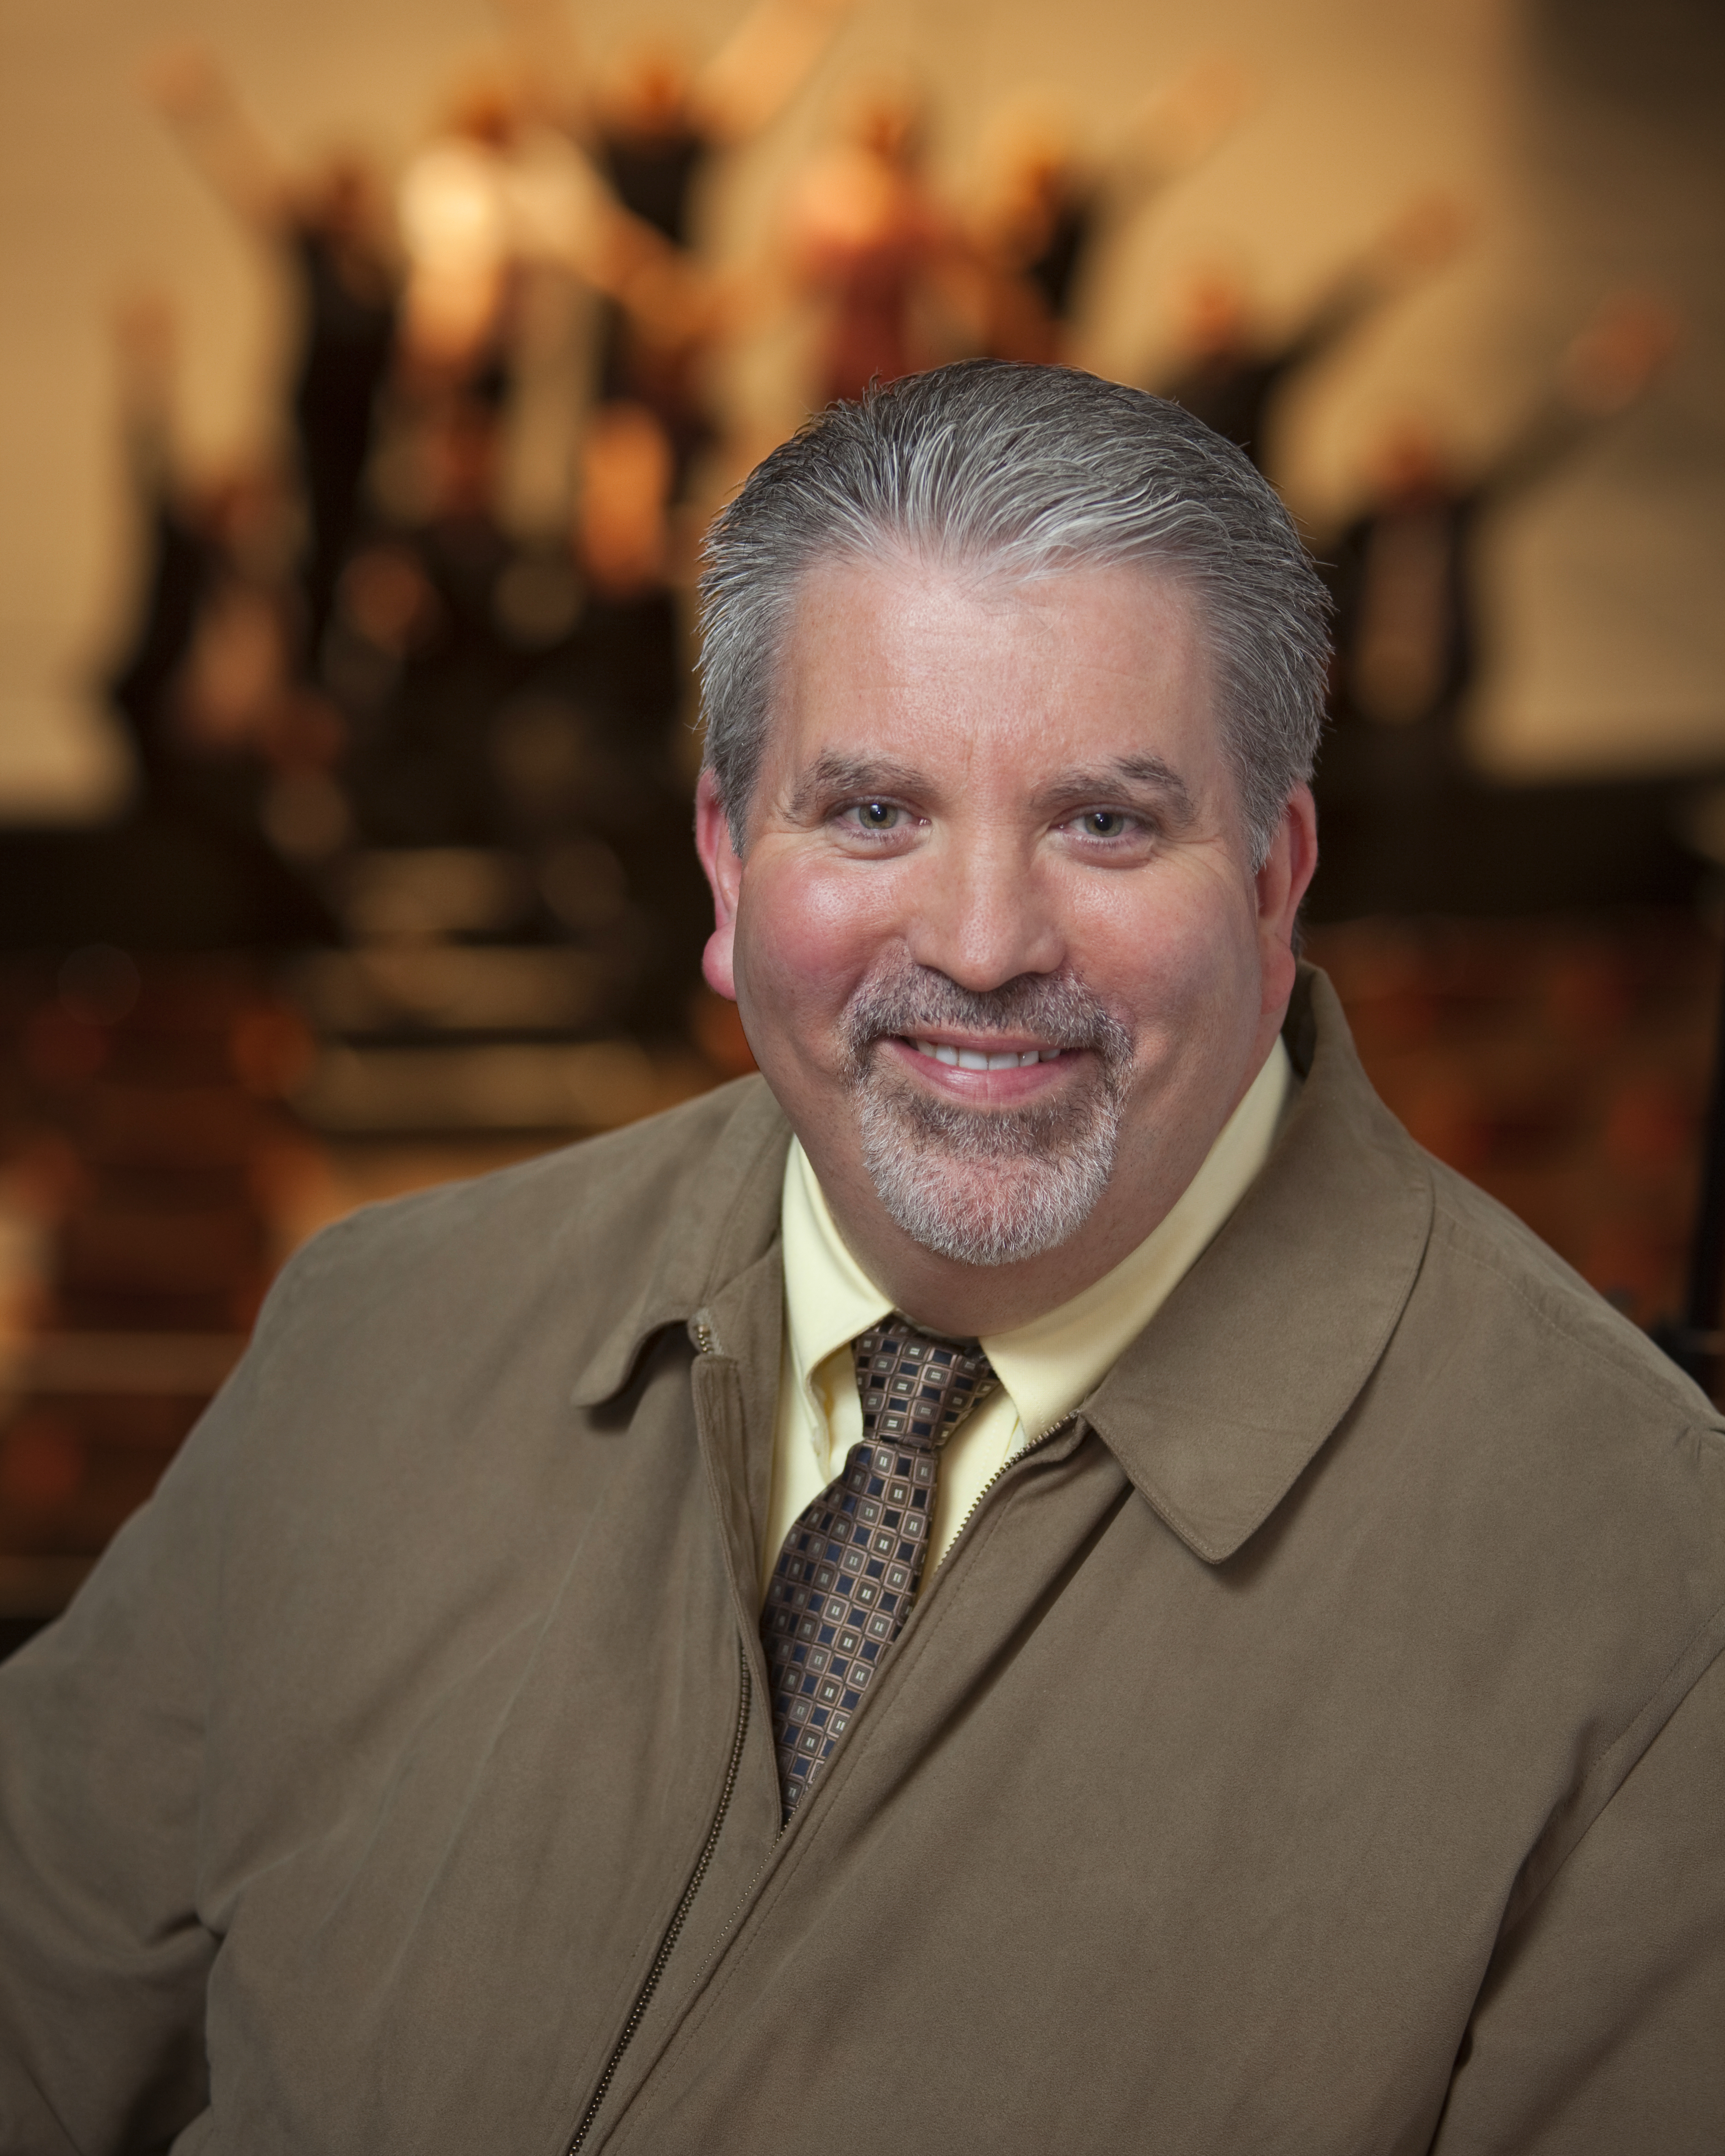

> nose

[{"left": 902, "top": 826, "right": 1064, "bottom": 992}]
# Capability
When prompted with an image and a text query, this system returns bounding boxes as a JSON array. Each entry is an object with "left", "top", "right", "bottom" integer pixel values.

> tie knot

[{"left": 851, "top": 1318, "right": 999, "bottom": 1454}]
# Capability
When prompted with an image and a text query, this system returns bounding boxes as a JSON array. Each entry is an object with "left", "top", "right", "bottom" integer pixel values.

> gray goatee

[{"left": 839, "top": 960, "right": 1134, "bottom": 1267}]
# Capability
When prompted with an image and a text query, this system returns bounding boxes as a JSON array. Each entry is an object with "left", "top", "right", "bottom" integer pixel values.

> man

[{"left": 2, "top": 363, "right": 1721, "bottom": 2153}]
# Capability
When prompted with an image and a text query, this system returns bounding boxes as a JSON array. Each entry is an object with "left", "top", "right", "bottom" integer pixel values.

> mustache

[{"left": 840, "top": 960, "right": 1133, "bottom": 1073}]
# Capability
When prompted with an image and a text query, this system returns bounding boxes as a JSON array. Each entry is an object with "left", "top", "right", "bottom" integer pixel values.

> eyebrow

[
  {"left": 1028, "top": 755, "right": 1198, "bottom": 828},
  {"left": 786, "top": 748, "right": 1200, "bottom": 828},
  {"left": 786, "top": 752, "right": 927, "bottom": 822}
]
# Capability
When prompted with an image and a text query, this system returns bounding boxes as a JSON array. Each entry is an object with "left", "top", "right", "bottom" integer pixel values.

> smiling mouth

[{"left": 905, "top": 1037, "right": 1069, "bottom": 1071}]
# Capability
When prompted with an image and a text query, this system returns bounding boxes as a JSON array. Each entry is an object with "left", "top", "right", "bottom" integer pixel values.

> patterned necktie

[{"left": 761, "top": 1318, "right": 1000, "bottom": 1818}]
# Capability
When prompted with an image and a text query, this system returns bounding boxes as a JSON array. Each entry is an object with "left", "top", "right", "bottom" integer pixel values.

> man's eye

[
  {"left": 848, "top": 801, "right": 904, "bottom": 831},
  {"left": 1076, "top": 810, "right": 1132, "bottom": 839}
]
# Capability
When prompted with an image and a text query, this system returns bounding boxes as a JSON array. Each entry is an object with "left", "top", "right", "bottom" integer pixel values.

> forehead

[{"left": 767, "top": 552, "right": 1221, "bottom": 788}]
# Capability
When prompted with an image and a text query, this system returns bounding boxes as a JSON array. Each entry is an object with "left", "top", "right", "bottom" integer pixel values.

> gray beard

[{"left": 840, "top": 963, "right": 1134, "bottom": 1268}]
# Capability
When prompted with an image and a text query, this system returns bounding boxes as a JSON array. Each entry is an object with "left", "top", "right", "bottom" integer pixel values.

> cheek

[
  {"left": 733, "top": 858, "right": 901, "bottom": 1048},
  {"left": 1067, "top": 870, "right": 1257, "bottom": 1033}
]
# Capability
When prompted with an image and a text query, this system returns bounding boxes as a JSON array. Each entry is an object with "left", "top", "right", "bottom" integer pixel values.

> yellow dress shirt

[{"left": 762, "top": 1037, "right": 1296, "bottom": 1597}]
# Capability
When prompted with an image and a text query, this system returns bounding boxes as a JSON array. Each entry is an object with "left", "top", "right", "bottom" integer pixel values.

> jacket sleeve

[
  {"left": 0, "top": 1417, "right": 232, "bottom": 2154},
  {"left": 1432, "top": 1635, "right": 1725, "bottom": 2154},
  {"left": 0, "top": 1264, "right": 305, "bottom": 2153}
]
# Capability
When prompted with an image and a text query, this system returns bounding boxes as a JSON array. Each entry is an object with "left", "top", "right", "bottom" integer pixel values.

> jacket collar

[
  {"left": 572, "top": 970, "right": 1434, "bottom": 1570},
  {"left": 569, "top": 1078, "right": 791, "bottom": 1407},
  {"left": 1082, "top": 967, "right": 1433, "bottom": 1562}
]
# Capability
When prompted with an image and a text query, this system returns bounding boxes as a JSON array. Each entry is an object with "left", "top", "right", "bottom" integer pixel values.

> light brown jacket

[{"left": 2, "top": 969, "right": 1722, "bottom": 2153}]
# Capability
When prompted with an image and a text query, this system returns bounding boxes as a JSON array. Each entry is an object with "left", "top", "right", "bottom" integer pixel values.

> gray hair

[{"left": 697, "top": 361, "right": 1331, "bottom": 867}]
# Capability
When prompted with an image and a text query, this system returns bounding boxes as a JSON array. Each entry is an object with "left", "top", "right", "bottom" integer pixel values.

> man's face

[{"left": 697, "top": 554, "right": 1315, "bottom": 1322}]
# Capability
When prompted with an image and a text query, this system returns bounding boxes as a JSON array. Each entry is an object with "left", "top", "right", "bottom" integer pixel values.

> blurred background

[{"left": 1, "top": 0, "right": 1722, "bottom": 1649}]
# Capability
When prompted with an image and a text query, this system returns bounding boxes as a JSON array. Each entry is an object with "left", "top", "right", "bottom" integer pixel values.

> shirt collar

[{"left": 781, "top": 1135, "right": 893, "bottom": 1420}]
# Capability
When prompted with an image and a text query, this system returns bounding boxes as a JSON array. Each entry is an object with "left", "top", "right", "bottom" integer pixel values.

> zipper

[
  {"left": 678, "top": 1410, "right": 1085, "bottom": 1983},
  {"left": 935, "top": 1412, "right": 1078, "bottom": 1574},
  {"left": 566, "top": 1640, "right": 752, "bottom": 2154},
  {"left": 564, "top": 1384, "right": 1077, "bottom": 2148}
]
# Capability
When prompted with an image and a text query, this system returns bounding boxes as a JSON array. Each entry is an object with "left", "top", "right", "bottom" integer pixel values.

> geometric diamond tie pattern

[{"left": 761, "top": 1318, "right": 999, "bottom": 1821}]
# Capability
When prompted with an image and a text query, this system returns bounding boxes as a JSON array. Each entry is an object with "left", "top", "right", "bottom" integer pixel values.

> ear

[
  {"left": 1254, "top": 784, "right": 1318, "bottom": 1011},
  {"left": 694, "top": 767, "right": 744, "bottom": 1001}
]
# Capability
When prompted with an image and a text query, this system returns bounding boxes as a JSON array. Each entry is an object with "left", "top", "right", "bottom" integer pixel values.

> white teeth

[{"left": 910, "top": 1038, "right": 1065, "bottom": 1069}]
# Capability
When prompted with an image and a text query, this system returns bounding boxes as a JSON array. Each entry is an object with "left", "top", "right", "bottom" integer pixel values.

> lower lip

[{"left": 879, "top": 1036, "right": 1080, "bottom": 1102}]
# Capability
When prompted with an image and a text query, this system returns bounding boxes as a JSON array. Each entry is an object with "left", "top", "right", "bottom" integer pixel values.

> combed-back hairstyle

[{"left": 698, "top": 359, "right": 1331, "bottom": 866}]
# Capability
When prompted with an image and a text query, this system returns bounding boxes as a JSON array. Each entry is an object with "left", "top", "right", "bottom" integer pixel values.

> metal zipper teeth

[
  {"left": 935, "top": 1411, "right": 1077, "bottom": 1571},
  {"left": 566, "top": 1642, "right": 752, "bottom": 2155}
]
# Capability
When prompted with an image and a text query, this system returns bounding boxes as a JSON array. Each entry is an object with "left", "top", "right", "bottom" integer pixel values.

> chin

[{"left": 857, "top": 1086, "right": 1120, "bottom": 1269}]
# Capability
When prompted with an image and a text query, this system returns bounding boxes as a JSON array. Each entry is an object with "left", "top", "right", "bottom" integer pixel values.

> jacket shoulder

[
  {"left": 1420, "top": 1148, "right": 1720, "bottom": 1434},
  {"left": 256, "top": 1075, "right": 784, "bottom": 1360}
]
